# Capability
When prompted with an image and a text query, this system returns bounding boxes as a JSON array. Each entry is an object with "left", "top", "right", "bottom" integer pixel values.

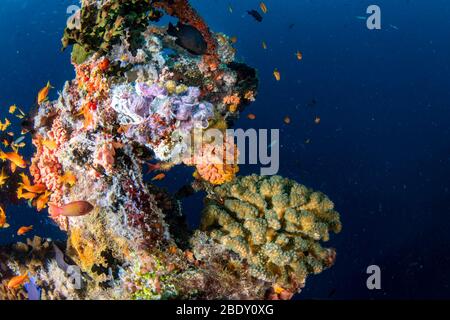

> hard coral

[{"left": 199, "top": 175, "right": 342, "bottom": 291}]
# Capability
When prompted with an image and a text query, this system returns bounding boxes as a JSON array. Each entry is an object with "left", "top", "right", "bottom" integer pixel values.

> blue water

[{"left": 1, "top": 0, "right": 449, "bottom": 299}]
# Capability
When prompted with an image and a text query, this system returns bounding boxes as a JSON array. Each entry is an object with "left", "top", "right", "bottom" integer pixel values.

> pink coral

[
  {"left": 30, "top": 117, "right": 69, "bottom": 230},
  {"left": 93, "top": 143, "right": 116, "bottom": 174}
]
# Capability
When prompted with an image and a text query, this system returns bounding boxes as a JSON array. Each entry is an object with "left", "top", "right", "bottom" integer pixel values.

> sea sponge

[{"left": 199, "top": 174, "right": 342, "bottom": 290}]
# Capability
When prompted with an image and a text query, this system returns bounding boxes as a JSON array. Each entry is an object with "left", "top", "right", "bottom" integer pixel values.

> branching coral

[{"left": 198, "top": 175, "right": 342, "bottom": 293}]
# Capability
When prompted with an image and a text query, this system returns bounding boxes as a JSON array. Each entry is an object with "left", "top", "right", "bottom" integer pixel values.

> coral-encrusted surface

[{"left": 0, "top": 0, "right": 341, "bottom": 300}]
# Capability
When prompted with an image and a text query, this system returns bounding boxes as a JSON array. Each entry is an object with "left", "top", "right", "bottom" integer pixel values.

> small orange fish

[
  {"left": 17, "top": 188, "right": 37, "bottom": 201},
  {"left": 36, "top": 191, "right": 51, "bottom": 212},
  {"left": 48, "top": 201, "right": 94, "bottom": 218},
  {"left": 247, "top": 113, "right": 256, "bottom": 120},
  {"left": 17, "top": 225, "right": 33, "bottom": 236},
  {"left": 296, "top": 51, "right": 303, "bottom": 60},
  {"left": 7, "top": 273, "right": 29, "bottom": 289},
  {"left": 147, "top": 163, "right": 161, "bottom": 173},
  {"left": 315, "top": 117, "right": 321, "bottom": 124},
  {"left": 9, "top": 105, "right": 17, "bottom": 114},
  {"left": 0, "top": 206, "right": 9, "bottom": 229},
  {"left": 0, "top": 150, "right": 27, "bottom": 173},
  {"left": 0, "top": 167, "right": 8, "bottom": 187},
  {"left": 284, "top": 116, "right": 291, "bottom": 124},
  {"left": 37, "top": 81, "right": 53, "bottom": 104},
  {"left": 0, "top": 118, "right": 11, "bottom": 131},
  {"left": 20, "top": 183, "right": 46, "bottom": 194},
  {"left": 273, "top": 69, "right": 281, "bottom": 81},
  {"left": 230, "top": 36, "right": 238, "bottom": 44},
  {"left": 59, "top": 171, "right": 77, "bottom": 186},
  {"left": 152, "top": 173, "right": 166, "bottom": 181},
  {"left": 41, "top": 139, "right": 57, "bottom": 150},
  {"left": 260, "top": 2, "right": 268, "bottom": 14}
]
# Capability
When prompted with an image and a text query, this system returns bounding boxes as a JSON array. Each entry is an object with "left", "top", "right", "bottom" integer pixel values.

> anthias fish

[
  {"left": 48, "top": 201, "right": 94, "bottom": 218},
  {"left": 273, "top": 69, "right": 281, "bottom": 81},
  {"left": 59, "top": 171, "right": 77, "bottom": 186},
  {"left": 167, "top": 22, "right": 207, "bottom": 55},
  {"left": 0, "top": 206, "right": 9, "bottom": 229},
  {"left": 152, "top": 173, "right": 166, "bottom": 181},
  {"left": 0, "top": 150, "right": 27, "bottom": 172},
  {"left": 260, "top": 2, "right": 268, "bottom": 14},
  {"left": 17, "top": 225, "right": 33, "bottom": 236},
  {"left": 37, "top": 81, "right": 53, "bottom": 104},
  {"left": 0, "top": 167, "right": 8, "bottom": 187},
  {"left": 7, "top": 273, "right": 29, "bottom": 289}
]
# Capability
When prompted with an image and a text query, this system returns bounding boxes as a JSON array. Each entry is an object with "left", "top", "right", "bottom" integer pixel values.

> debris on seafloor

[{"left": 0, "top": 0, "right": 341, "bottom": 300}]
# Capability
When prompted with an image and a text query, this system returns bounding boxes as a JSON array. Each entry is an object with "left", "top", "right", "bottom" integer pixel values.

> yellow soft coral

[{"left": 68, "top": 228, "right": 106, "bottom": 271}]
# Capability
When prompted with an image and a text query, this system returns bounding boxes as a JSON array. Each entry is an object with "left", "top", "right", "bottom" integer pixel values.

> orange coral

[
  {"left": 223, "top": 94, "right": 241, "bottom": 105},
  {"left": 75, "top": 58, "right": 109, "bottom": 130},
  {"left": 184, "top": 136, "right": 239, "bottom": 185},
  {"left": 223, "top": 94, "right": 241, "bottom": 113}
]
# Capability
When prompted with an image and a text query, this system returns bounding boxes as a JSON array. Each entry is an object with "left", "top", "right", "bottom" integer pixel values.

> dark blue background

[{"left": 0, "top": 0, "right": 449, "bottom": 299}]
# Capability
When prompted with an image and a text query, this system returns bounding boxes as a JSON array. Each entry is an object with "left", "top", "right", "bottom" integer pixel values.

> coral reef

[
  {"left": 62, "top": 0, "right": 164, "bottom": 61},
  {"left": 197, "top": 175, "right": 342, "bottom": 293},
  {"left": 0, "top": 0, "right": 341, "bottom": 301}
]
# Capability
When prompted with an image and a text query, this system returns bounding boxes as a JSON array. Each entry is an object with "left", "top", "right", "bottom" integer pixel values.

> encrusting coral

[{"left": 198, "top": 175, "right": 342, "bottom": 293}]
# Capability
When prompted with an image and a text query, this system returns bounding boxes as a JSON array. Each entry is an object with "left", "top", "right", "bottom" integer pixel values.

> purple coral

[
  {"left": 128, "top": 94, "right": 150, "bottom": 118},
  {"left": 136, "top": 83, "right": 167, "bottom": 99}
]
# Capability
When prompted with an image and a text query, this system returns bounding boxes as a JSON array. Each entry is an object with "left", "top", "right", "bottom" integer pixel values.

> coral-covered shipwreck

[{"left": 0, "top": 0, "right": 341, "bottom": 300}]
